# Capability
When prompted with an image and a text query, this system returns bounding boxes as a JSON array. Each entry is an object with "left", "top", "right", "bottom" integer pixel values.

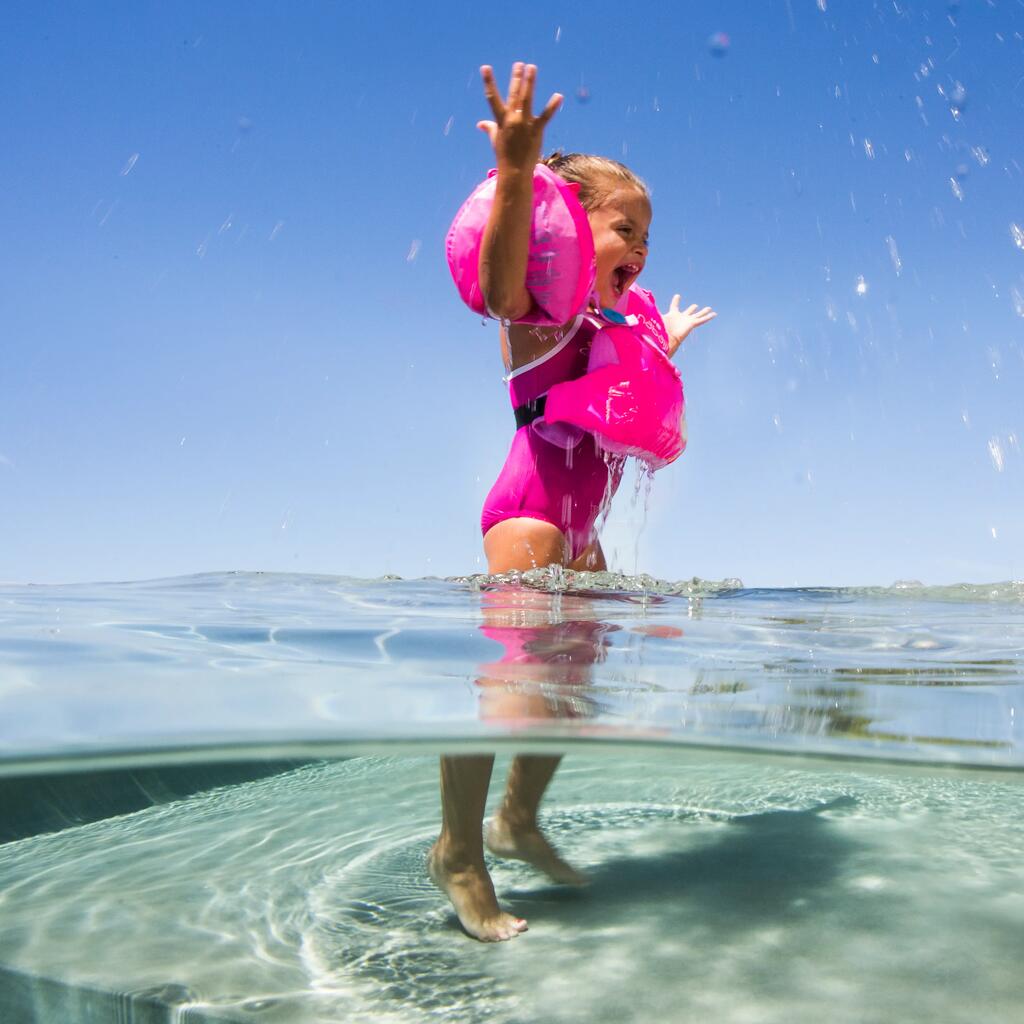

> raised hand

[
  {"left": 478, "top": 63, "right": 562, "bottom": 172},
  {"left": 662, "top": 295, "right": 716, "bottom": 357}
]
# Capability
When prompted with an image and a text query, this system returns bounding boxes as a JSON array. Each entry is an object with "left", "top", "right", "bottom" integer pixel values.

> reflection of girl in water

[
  {"left": 429, "top": 61, "right": 714, "bottom": 941},
  {"left": 476, "top": 593, "right": 620, "bottom": 725}
]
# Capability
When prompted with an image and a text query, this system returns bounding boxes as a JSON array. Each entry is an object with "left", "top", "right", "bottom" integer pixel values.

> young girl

[{"left": 429, "top": 62, "right": 716, "bottom": 942}]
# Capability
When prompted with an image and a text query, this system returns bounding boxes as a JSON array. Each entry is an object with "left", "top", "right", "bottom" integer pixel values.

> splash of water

[
  {"left": 446, "top": 569, "right": 1024, "bottom": 603},
  {"left": 448, "top": 565, "right": 742, "bottom": 597},
  {"left": 628, "top": 458, "right": 657, "bottom": 577}
]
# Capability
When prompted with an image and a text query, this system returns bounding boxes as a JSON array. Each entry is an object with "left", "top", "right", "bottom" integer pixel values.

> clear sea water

[{"left": 1, "top": 571, "right": 1022, "bottom": 1023}]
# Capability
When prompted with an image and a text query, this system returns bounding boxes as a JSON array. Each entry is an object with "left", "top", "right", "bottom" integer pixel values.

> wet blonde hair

[{"left": 542, "top": 151, "right": 650, "bottom": 212}]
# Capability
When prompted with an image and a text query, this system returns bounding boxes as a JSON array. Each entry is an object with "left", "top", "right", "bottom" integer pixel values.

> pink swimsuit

[
  {"left": 450, "top": 169, "right": 684, "bottom": 561},
  {"left": 481, "top": 312, "right": 626, "bottom": 560}
]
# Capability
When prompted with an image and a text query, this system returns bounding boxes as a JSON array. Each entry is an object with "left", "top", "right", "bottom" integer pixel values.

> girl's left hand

[{"left": 662, "top": 294, "right": 716, "bottom": 358}]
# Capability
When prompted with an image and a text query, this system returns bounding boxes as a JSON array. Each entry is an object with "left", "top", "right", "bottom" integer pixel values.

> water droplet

[
  {"left": 406, "top": 239, "right": 421, "bottom": 262},
  {"left": 855, "top": 275, "right": 868, "bottom": 296},
  {"left": 987, "top": 346, "right": 1001, "bottom": 378},
  {"left": 442, "top": 116, "right": 454, "bottom": 136},
  {"left": 555, "top": 25, "right": 561, "bottom": 42},
  {"left": 120, "top": 153, "right": 139, "bottom": 176},
  {"left": 1011, "top": 223, "right": 1024, "bottom": 251},
  {"left": 863, "top": 138, "right": 875, "bottom": 159},
  {"left": 949, "top": 176, "right": 964, "bottom": 201},
  {"left": 708, "top": 31, "right": 730, "bottom": 57},
  {"left": 96, "top": 199, "right": 117, "bottom": 227},
  {"left": 885, "top": 236, "right": 902, "bottom": 276},
  {"left": 575, "top": 85, "right": 591, "bottom": 103},
  {"left": 1011, "top": 286, "right": 1024, "bottom": 317},
  {"left": 938, "top": 80, "right": 966, "bottom": 120},
  {"left": 961, "top": 409, "right": 970, "bottom": 427},
  {"left": 269, "top": 220, "right": 284, "bottom": 242},
  {"left": 971, "top": 145, "right": 989, "bottom": 167},
  {"left": 990, "top": 526, "right": 998, "bottom": 540},
  {"left": 816, "top": 0, "right": 827, "bottom": 10},
  {"left": 237, "top": 116, "right": 253, "bottom": 134},
  {"left": 988, "top": 438, "right": 1005, "bottom": 472}
]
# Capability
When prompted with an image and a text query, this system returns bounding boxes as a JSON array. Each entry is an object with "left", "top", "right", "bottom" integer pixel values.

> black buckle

[{"left": 513, "top": 395, "right": 547, "bottom": 430}]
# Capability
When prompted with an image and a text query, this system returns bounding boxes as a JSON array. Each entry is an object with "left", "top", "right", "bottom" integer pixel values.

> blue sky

[{"left": 2, "top": 0, "right": 1022, "bottom": 586}]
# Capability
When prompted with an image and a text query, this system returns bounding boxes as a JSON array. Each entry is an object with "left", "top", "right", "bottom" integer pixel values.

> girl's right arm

[{"left": 477, "top": 63, "right": 562, "bottom": 321}]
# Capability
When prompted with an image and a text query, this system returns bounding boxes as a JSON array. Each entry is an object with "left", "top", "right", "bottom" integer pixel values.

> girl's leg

[
  {"left": 569, "top": 537, "right": 608, "bottom": 572},
  {"left": 429, "top": 755, "right": 528, "bottom": 942},
  {"left": 482, "top": 517, "right": 569, "bottom": 573},
  {"left": 432, "top": 518, "right": 567, "bottom": 941},
  {"left": 485, "top": 753, "right": 587, "bottom": 884},
  {"left": 483, "top": 537, "right": 605, "bottom": 884}
]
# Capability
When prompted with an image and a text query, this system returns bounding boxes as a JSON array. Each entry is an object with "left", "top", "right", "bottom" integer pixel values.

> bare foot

[
  {"left": 427, "top": 842, "right": 528, "bottom": 942},
  {"left": 485, "top": 815, "right": 588, "bottom": 885}
]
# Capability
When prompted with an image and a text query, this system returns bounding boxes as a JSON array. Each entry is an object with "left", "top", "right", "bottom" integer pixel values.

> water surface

[{"left": 1, "top": 571, "right": 1020, "bottom": 772}]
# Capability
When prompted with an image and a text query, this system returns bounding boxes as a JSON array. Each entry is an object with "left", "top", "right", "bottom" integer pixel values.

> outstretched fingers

[
  {"left": 482, "top": 61, "right": 560, "bottom": 126},
  {"left": 673, "top": 296, "right": 717, "bottom": 323}
]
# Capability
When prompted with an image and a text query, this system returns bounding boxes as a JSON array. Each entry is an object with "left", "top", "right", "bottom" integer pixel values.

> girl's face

[{"left": 587, "top": 185, "right": 652, "bottom": 309}]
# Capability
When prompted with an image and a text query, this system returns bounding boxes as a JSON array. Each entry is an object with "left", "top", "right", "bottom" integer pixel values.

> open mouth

[{"left": 612, "top": 263, "right": 641, "bottom": 297}]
